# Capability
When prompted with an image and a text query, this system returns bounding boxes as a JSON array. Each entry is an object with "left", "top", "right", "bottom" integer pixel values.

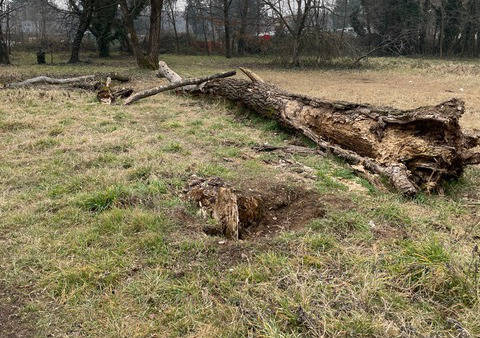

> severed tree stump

[{"left": 150, "top": 62, "right": 480, "bottom": 195}]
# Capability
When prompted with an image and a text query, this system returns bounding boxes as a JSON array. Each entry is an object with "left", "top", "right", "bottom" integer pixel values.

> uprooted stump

[
  {"left": 151, "top": 62, "right": 480, "bottom": 196},
  {"left": 185, "top": 176, "right": 325, "bottom": 240}
]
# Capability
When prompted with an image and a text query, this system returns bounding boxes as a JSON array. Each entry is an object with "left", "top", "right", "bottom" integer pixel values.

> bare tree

[
  {"left": 223, "top": 0, "right": 233, "bottom": 57},
  {"left": 0, "top": 0, "right": 9, "bottom": 64},
  {"left": 119, "top": 0, "right": 163, "bottom": 69},
  {"left": 166, "top": 0, "right": 179, "bottom": 52},
  {"left": 237, "top": 0, "right": 249, "bottom": 54},
  {"left": 148, "top": 0, "right": 163, "bottom": 65},
  {"left": 68, "top": 0, "right": 95, "bottom": 63},
  {"left": 263, "top": 0, "right": 314, "bottom": 65},
  {"left": 0, "top": 0, "right": 22, "bottom": 64}
]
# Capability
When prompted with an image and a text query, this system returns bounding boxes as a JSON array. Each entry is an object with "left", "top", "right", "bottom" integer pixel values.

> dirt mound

[{"left": 186, "top": 176, "right": 325, "bottom": 239}]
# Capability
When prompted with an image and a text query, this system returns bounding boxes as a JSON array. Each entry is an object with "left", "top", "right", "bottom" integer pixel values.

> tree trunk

[
  {"left": 237, "top": 0, "right": 249, "bottom": 55},
  {"left": 340, "top": 0, "right": 348, "bottom": 42},
  {"left": 292, "top": 37, "right": 300, "bottom": 66},
  {"left": 223, "top": 0, "right": 232, "bottom": 58},
  {"left": 156, "top": 63, "right": 480, "bottom": 195},
  {"left": 209, "top": 0, "right": 216, "bottom": 44},
  {"left": 202, "top": 11, "right": 211, "bottom": 56},
  {"left": 0, "top": 22, "right": 9, "bottom": 64},
  {"left": 119, "top": 0, "right": 152, "bottom": 68},
  {"left": 168, "top": 0, "right": 179, "bottom": 53},
  {"left": 96, "top": 35, "right": 110, "bottom": 57},
  {"left": 69, "top": 2, "right": 93, "bottom": 64},
  {"left": 147, "top": 0, "right": 163, "bottom": 68},
  {"left": 439, "top": 3, "right": 445, "bottom": 57}
]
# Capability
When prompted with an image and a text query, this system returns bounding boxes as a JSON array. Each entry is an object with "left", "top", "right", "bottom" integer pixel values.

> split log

[
  {"left": 161, "top": 62, "right": 480, "bottom": 195},
  {"left": 124, "top": 70, "right": 236, "bottom": 105},
  {"left": 6, "top": 75, "right": 95, "bottom": 88}
]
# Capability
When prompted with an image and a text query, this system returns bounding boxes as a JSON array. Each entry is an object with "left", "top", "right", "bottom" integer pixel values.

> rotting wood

[
  {"left": 96, "top": 77, "right": 134, "bottom": 104},
  {"left": 151, "top": 61, "right": 480, "bottom": 195},
  {"left": 186, "top": 176, "right": 262, "bottom": 240},
  {"left": 124, "top": 70, "right": 236, "bottom": 105},
  {"left": 186, "top": 175, "right": 326, "bottom": 240}
]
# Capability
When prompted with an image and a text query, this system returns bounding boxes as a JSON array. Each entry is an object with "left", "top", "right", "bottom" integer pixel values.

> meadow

[{"left": 1, "top": 53, "right": 479, "bottom": 337}]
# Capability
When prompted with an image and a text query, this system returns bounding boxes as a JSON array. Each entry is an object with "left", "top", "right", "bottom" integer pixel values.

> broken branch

[
  {"left": 239, "top": 67, "right": 265, "bottom": 83},
  {"left": 124, "top": 70, "right": 237, "bottom": 105},
  {"left": 6, "top": 75, "right": 95, "bottom": 88}
]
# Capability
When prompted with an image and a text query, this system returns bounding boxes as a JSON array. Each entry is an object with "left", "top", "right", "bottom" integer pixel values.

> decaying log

[
  {"left": 6, "top": 75, "right": 95, "bottom": 88},
  {"left": 124, "top": 70, "right": 237, "bottom": 105},
  {"left": 158, "top": 62, "right": 480, "bottom": 195}
]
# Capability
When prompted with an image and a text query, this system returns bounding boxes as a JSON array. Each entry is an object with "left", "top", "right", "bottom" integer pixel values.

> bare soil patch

[
  {"left": 239, "top": 183, "right": 326, "bottom": 239},
  {"left": 188, "top": 177, "right": 326, "bottom": 240},
  {"left": 0, "top": 281, "right": 34, "bottom": 338}
]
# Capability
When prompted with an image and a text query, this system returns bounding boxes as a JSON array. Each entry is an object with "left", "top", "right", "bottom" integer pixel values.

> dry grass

[{"left": 0, "top": 52, "right": 479, "bottom": 337}]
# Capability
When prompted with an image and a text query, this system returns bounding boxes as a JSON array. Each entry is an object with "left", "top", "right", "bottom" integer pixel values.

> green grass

[{"left": 0, "top": 52, "right": 479, "bottom": 337}]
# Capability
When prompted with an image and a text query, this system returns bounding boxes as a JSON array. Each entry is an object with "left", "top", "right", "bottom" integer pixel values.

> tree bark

[
  {"left": 147, "top": 0, "right": 163, "bottom": 67},
  {"left": 119, "top": 0, "right": 154, "bottom": 69},
  {"left": 237, "top": 0, "right": 249, "bottom": 55},
  {"left": 167, "top": 0, "right": 179, "bottom": 53},
  {"left": 69, "top": 0, "right": 94, "bottom": 64},
  {"left": 223, "top": 0, "right": 232, "bottom": 58},
  {"left": 155, "top": 62, "right": 480, "bottom": 195},
  {"left": 0, "top": 21, "right": 9, "bottom": 64}
]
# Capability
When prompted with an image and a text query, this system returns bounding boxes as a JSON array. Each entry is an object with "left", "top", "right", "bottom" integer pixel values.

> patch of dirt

[
  {"left": 186, "top": 176, "right": 326, "bottom": 240},
  {"left": 321, "top": 193, "right": 356, "bottom": 210},
  {"left": 371, "top": 223, "right": 408, "bottom": 240},
  {"left": 0, "top": 281, "right": 35, "bottom": 338},
  {"left": 239, "top": 183, "right": 326, "bottom": 239}
]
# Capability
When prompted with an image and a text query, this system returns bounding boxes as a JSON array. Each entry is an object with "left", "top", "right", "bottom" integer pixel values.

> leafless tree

[
  {"left": 119, "top": 0, "right": 163, "bottom": 69},
  {"left": 166, "top": 0, "right": 179, "bottom": 52},
  {"left": 0, "top": 0, "right": 22, "bottom": 64},
  {"left": 263, "top": 0, "right": 315, "bottom": 65}
]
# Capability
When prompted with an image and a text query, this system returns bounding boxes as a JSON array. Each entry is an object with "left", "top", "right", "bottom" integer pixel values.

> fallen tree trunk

[
  {"left": 5, "top": 73, "right": 130, "bottom": 89},
  {"left": 6, "top": 75, "right": 95, "bottom": 88},
  {"left": 159, "top": 62, "right": 480, "bottom": 195}
]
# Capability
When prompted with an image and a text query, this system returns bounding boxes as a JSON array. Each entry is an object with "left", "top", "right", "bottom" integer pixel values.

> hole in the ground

[{"left": 186, "top": 176, "right": 326, "bottom": 239}]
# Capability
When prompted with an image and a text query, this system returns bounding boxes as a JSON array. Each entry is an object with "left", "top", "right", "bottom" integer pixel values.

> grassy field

[{"left": 1, "top": 52, "right": 480, "bottom": 337}]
